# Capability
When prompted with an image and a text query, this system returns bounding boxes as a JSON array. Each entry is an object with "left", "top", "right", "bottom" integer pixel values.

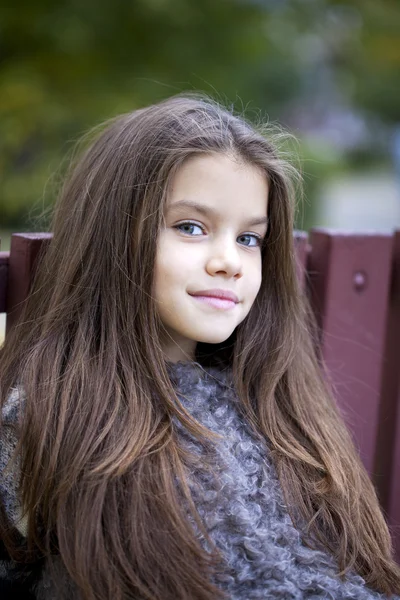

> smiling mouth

[{"left": 190, "top": 295, "right": 237, "bottom": 310}]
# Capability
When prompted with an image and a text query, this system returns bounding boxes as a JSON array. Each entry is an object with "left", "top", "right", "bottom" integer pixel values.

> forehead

[{"left": 166, "top": 153, "right": 269, "bottom": 219}]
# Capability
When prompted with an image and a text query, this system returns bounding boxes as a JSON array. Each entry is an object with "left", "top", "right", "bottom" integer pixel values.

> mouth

[
  {"left": 189, "top": 289, "right": 239, "bottom": 303},
  {"left": 189, "top": 294, "right": 237, "bottom": 311}
]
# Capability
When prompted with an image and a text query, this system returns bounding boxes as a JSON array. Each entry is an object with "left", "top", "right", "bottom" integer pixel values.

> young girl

[{"left": 0, "top": 94, "right": 399, "bottom": 600}]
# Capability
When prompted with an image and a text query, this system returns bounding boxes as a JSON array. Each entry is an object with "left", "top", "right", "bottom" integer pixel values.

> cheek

[
  {"left": 154, "top": 237, "right": 195, "bottom": 294},
  {"left": 253, "top": 275, "right": 262, "bottom": 299},
  {"left": 247, "top": 256, "right": 263, "bottom": 300}
]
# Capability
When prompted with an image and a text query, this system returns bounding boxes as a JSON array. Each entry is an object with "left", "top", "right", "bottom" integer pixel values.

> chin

[{"left": 194, "top": 329, "right": 235, "bottom": 345}]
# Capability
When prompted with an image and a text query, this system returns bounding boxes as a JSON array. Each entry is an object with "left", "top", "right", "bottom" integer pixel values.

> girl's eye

[
  {"left": 174, "top": 222, "right": 205, "bottom": 236},
  {"left": 237, "top": 234, "right": 262, "bottom": 247}
]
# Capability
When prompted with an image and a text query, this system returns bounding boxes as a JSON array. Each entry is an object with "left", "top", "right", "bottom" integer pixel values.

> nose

[{"left": 205, "top": 236, "right": 243, "bottom": 279}]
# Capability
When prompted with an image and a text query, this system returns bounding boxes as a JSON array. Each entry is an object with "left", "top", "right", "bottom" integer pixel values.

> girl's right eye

[{"left": 174, "top": 222, "right": 205, "bottom": 236}]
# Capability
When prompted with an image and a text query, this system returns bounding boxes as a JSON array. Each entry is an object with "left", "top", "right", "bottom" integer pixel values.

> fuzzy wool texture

[
  {"left": 0, "top": 387, "right": 27, "bottom": 536},
  {"left": 168, "top": 360, "right": 394, "bottom": 600},
  {"left": 0, "top": 361, "right": 398, "bottom": 599}
]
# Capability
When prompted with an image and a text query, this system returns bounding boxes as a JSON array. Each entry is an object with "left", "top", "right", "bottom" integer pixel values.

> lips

[{"left": 189, "top": 289, "right": 239, "bottom": 303}]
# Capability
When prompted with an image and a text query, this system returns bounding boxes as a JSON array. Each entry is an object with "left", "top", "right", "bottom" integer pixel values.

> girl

[{"left": 0, "top": 94, "right": 399, "bottom": 599}]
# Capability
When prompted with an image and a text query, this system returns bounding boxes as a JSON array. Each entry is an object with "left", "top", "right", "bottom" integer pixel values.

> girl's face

[{"left": 154, "top": 153, "right": 269, "bottom": 362}]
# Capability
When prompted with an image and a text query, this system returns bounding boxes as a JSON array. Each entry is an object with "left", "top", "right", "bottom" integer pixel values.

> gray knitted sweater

[{"left": 0, "top": 360, "right": 397, "bottom": 599}]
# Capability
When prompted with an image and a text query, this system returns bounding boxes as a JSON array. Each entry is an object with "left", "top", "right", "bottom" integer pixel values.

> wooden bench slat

[
  {"left": 0, "top": 251, "right": 9, "bottom": 314},
  {"left": 6, "top": 233, "right": 53, "bottom": 332},
  {"left": 307, "top": 229, "right": 393, "bottom": 478}
]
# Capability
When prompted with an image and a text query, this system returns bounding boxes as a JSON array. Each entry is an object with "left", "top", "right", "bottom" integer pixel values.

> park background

[{"left": 0, "top": 0, "right": 400, "bottom": 250}]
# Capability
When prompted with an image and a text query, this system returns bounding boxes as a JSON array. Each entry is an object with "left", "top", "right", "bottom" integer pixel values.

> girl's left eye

[{"left": 237, "top": 234, "right": 262, "bottom": 247}]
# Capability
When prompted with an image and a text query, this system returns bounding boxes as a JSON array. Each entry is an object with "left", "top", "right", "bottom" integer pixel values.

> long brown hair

[{"left": 1, "top": 94, "right": 399, "bottom": 599}]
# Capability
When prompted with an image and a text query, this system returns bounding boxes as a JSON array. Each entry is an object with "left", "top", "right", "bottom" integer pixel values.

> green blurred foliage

[{"left": 0, "top": 0, "right": 399, "bottom": 230}]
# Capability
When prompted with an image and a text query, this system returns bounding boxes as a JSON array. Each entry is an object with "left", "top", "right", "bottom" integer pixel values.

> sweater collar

[{"left": 165, "top": 360, "right": 234, "bottom": 391}]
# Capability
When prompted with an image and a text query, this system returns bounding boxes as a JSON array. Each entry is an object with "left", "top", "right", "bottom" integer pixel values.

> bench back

[{"left": 1, "top": 229, "right": 400, "bottom": 561}]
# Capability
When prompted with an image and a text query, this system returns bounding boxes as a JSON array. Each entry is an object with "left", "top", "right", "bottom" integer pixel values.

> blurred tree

[
  {"left": 0, "top": 0, "right": 399, "bottom": 228},
  {"left": 311, "top": 0, "right": 400, "bottom": 124}
]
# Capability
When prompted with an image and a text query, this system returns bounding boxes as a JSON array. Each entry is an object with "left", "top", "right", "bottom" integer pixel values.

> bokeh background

[{"left": 1, "top": 0, "right": 400, "bottom": 251}]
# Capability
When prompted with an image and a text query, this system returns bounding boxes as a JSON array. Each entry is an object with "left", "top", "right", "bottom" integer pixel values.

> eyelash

[{"left": 173, "top": 221, "right": 264, "bottom": 248}]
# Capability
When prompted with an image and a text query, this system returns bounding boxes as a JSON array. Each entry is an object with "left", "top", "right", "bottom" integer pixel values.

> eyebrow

[{"left": 167, "top": 200, "right": 269, "bottom": 228}]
